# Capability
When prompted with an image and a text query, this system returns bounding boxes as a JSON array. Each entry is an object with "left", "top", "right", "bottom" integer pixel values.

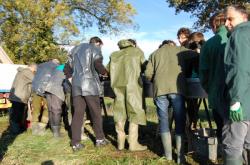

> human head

[
  {"left": 188, "top": 32, "right": 205, "bottom": 53},
  {"left": 89, "top": 36, "right": 103, "bottom": 47},
  {"left": 224, "top": 5, "right": 248, "bottom": 31},
  {"left": 177, "top": 27, "right": 191, "bottom": 46},
  {"left": 209, "top": 11, "right": 226, "bottom": 33},
  {"left": 128, "top": 39, "right": 137, "bottom": 47},
  {"left": 28, "top": 63, "right": 37, "bottom": 73},
  {"left": 52, "top": 59, "right": 60, "bottom": 65},
  {"left": 117, "top": 39, "right": 134, "bottom": 49},
  {"left": 159, "top": 40, "right": 176, "bottom": 48}
]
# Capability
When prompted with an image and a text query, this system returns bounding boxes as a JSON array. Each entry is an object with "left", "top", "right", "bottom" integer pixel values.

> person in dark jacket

[
  {"left": 45, "top": 64, "right": 65, "bottom": 137},
  {"left": 223, "top": 5, "right": 250, "bottom": 165},
  {"left": 9, "top": 64, "right": 37, "bottom": 133},
  {"left": 31, "top": 59, "right": 59, "bottom": 135},
  {"left": 199, "top": 11, "right": 228, "bottom": 140},
  {"left": 185, "top": 32, "right": 205, "bottom": 130},
  {"left": 68, "top": 36, "right": 108, "bottom": 152}
]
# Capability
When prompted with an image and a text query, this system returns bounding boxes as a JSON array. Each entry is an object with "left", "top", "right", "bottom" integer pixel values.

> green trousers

[
  {"left": 112, "top": 87, "right": 146, "bottom": 125},
  {"left": 31, "top": 93, "right": 48, "bottom": 124}
]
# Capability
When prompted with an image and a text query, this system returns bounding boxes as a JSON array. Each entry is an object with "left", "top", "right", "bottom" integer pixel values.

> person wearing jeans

[
  {"left": 145, "top": 40, "right": 191, "bottom": 164},
  {"left": 154, "top": 94, "right": 186, "bottom": 164},
  {"left": 155, "top": 94, "right": 186, "bottom": 135}
]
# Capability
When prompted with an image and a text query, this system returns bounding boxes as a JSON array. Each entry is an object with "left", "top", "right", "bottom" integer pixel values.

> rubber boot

[
  {"left": 224, "top": 155, "right": 242, "bottom": 165},
  {"left": 128, "top": 123, "right": 147, "bottom": 151},
  {"left": 161, "top": 132, "right": 172, "bottom": 160},
  {"left": 115, "top": 121, "right": 126, "bottom": 150},
  {"left": 51, "top": 126, "right": 61, "bottom": 138},
  {"left": 175, "top": 135, "right": 185, "bottom": 164}
]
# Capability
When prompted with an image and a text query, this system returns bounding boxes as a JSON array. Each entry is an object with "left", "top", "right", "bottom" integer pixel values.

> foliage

[
  {"left": 166, "top": 0, "right": 250, "bottom": 31},
  {"left": 0, "top": 0, "right": 136, "bottom": 64}
]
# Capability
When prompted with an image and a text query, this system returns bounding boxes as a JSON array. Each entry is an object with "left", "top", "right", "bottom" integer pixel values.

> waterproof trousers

[{"left": 112, "top": 87, "right": 146, "bottom": 125}]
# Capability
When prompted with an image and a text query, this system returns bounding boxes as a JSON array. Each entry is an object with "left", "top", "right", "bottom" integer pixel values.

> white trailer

[{"left": 0, "top": 64, "right": 27, "bottom": 109}]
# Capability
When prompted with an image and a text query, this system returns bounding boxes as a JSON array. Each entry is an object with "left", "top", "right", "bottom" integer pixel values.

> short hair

[
  {"left": 28, "top": 63, "right": 37, "bottom": 72},
  {"left": 89, "top": 36, "right": 103, "bottom": 45},
  {"left": 209, "top": 12, "right": 226, "bottom": 29},
  {"left": 189, "top": 32, "right": 204, "bottom": 43},
  {"left": 28, "top": 63, "right": 37, "bottom": 68},
  {"left": 177, "top": 27, "right": 191, "bottom": 38},
  {"left": 225, "top": 5, "right": 249, "bottom": 19},
  {"left": 159, "top": 40, "right": 176, "bottom": 48},
  {"left": 52, "top": 58, "right": 60, "bottom": 64},
  {"left": 128, "top": 39, "right": 137, "bottom": 47},
  {"left": 188, "top": 32, "right": 205, "bottom": 50}
]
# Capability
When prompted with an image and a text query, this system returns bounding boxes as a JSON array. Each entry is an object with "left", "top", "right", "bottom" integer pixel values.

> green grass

[{"left": 0, "top": 98, "right": 220, "bottom": 165}]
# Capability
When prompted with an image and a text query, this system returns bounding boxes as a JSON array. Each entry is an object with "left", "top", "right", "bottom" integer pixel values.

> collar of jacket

[
  {"left": 232, "top": 21, "right": 250, "bottom": 33},
  {"left": 227, "top": 21, "right": 250, "bottom": 37},
  {"left": 216, "top": 25, "right": 228, "bottom": 34}
]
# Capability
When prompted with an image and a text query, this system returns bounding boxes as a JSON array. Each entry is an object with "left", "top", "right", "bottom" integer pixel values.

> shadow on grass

[
  {"left": 41, "top": 160, "right": 54, "bottom": 165},
  {"left": 0, "top": 126, "right": 18, "bottom": 162},
  {"left": 84, "top": 115, "right": 117, "bottom": 147}
]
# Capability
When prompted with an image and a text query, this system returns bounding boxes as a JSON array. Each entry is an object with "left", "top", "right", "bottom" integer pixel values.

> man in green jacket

[
  {"left": 199, "top": 11, "right": 228, "bottom": 139},
  {"left": 223, "top": 5, "right": 250, "bottom": 165},
  {"left": 107, "top": 39, "right": 147, "bottom": 151},
  {"left": 145, "top": 41, "right": 190, "bottom": 163}
]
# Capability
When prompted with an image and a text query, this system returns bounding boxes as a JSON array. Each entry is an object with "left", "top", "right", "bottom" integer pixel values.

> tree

[
  {"left": 0, "top": 0, "right": 136, "bottom": 64},
  {"left": 166, "top": 0, "right": 250, "bottom": 31}
]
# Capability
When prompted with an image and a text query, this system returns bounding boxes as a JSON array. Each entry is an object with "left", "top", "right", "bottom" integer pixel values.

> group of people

[{"left": 7, "top": 4, "right": 250, "bottom": 165}]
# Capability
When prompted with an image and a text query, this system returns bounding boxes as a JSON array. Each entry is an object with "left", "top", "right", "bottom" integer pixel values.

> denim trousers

[{"left": 154, "top": 94, "right": 186, "bottom": 135}]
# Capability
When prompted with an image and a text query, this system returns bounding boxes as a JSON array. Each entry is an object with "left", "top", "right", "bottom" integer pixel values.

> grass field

[{"left": 0, "top": 98, "right": 220, "bottom": 165}]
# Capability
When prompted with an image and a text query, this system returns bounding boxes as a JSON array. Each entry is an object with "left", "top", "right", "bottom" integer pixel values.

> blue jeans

[{"left": 154, "top": 94, "right": 186, "bottom": 135}]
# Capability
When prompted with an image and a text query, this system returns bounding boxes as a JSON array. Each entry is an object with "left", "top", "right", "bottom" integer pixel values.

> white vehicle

[{"left": 0, "top": 64, "right": 27, "bottom": 109}]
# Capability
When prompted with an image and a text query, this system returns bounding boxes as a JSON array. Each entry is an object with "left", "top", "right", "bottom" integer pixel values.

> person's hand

[{"left": 229, "top": 102, "right": 243, "bottom": 122}]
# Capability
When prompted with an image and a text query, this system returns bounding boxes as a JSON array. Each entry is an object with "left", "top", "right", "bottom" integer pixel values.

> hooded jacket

[
  {"left": 107, "top": 40, "right": 145, "bottom": 88},
  {"left": 32, "top": 61, "right": 58, "bottom": 96},
  {"left": 9, "top": 67, "right": 34, "bottom": 103},
  {"left": 106, "top": 39, "right": 146, "bottom": 125}
]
